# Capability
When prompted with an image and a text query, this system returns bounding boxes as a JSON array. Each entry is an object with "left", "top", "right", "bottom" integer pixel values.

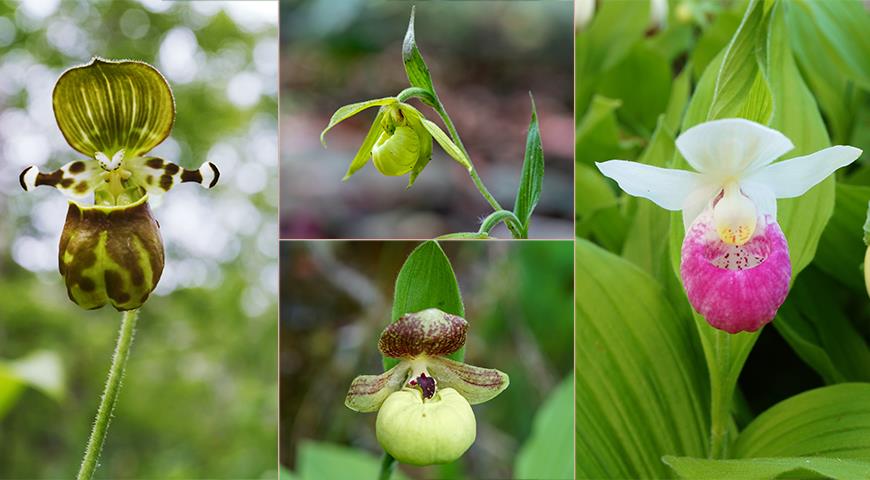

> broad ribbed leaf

[
  {"left": 53, "top": 58, "right": 174, "bottom": 157},
  {"left": 598, "top": 42, "right": 672, "bottom": 134},
  {"left": 664, "top": 456, "right": 870, "bottom": 480},
  {"left": 575, "top": 239, "right": 708, "bottom": 479},
  {"left": 387, "top": 241, "right": 464, "bottom": 369},
  {"left": 513, "top": 94, "right": 544, "bottom": 232},
  {"left": 734, "top": 383, "right": 870, "bottom": 458},
  {"left": 515, "top": 375, "right": 573, "bottom": 480},
  {"left": 575, "top": 95, "right": 623, "bottom": 166},
  {"left": 814, "top": 183, "right": 870, "bottom": 292},
  {"left": 320, "top": 97, "right": 397, "bottom": 146}
]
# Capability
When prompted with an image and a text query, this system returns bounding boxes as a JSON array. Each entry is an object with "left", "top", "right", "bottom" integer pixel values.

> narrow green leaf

[
  {"left": 419, "top": 118, "right": 471, "bottom": 171},
  {"left": 513, "top": 94, "right": 544, "bottom": 231},
  {"left": 691, "top": 8, "right": 743, "bottom": 80},
  {"left": 342, "top": 109, "right": 385, "bottom": 180},
  {"left": 708, "top": 0, "right": 766, "bottom": 120},
  {"left": 664, "top": 455, "right": 870, "bottom": 480},
  {"left": 320, "top": 97, "right": 397, "bottom": 146},
  {"left": 515, "top": 374, "right": 573, "bottom": 480},
  {"left": 598, "top": 43, "right": 672, "bottom": 134},
  {"left": 575, "top": 163, "right": 630, "bottom": 253},
  {"left": 435, "top": 232, "right": 490, "bottom": 240},
  {"left": 402, "top": 6, "right": 436, "bottom": 96},
  {"left": 388, "top": 241, "right": 464, "bottom": 369},
  {"left": 575, "top": 95, "right": 624, "bottom": 166},
  {"left": 734, "top": 383, "right": 870, "bottom": 458},
  {"left": 53, "top": 58, "right": 174, "bottom": 157},
  {"left": 576, "top": 239, "right": 709, "bottom": 479},
  {"left": 663, "top": 65, "right": 692, "bottom": 134},
  {"left": 297, "top": 441, "right": 410, "bottom": 480}
]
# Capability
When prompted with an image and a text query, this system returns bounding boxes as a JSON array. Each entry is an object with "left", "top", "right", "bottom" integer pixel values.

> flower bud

[
  {"left": 372, "top": 126, "right": 420, "bottom": 176},
  {"left": 376, "top": 387, "right": 476, "bottom": 466},
  {"left": 59, "top": 195, "right": 164, "bottom": 311}
]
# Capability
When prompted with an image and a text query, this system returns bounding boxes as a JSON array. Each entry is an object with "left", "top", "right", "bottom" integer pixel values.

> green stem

[
  {"left": 77, "top": 309, "right": 139, "bottom": 480},
  {"left": 378, "top": 453, "right": 396, "bottom": 480},
  {"left": 431, "top": 103, "right": 523, "bottom": 239}
]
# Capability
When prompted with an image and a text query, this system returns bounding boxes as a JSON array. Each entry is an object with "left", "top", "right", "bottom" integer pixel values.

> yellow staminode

[{"left": 713, "top": 182, "right": 757, "bottom": 246}]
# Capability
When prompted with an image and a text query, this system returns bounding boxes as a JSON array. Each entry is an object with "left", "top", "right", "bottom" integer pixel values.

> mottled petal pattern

[
  {"left": 426, "top": 356, "right": 510, "bottom": 405},
  {"left": 128, "top": 157, "right": 219, "bottom": 194},
  {"left": 19, "top": 160, "right": 104, "bottom": 198},
  {"left": 378, "top": 308, "right": 467, "bottom": 358},
  {"left": 345, "top": 362, "right": 410, "bottom": 413}
]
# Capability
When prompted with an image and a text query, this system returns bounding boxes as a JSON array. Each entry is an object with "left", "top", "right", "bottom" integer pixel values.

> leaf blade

[{"left": 513, "top": 94, "right": 544, "bottom": 231}]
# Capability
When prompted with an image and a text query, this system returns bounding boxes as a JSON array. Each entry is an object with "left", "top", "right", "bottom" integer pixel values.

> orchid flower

[
  {"left": 597, "top": 118, "right": 862, "bottom": 333},
  {"left": 19, "top": 58, "right": 218, "bottom": 311},
  {"left": 345, "top": 308, "right": 508, "bottom": 465}
]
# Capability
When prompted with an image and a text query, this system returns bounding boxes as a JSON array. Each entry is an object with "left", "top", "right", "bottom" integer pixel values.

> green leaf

[
  {"left": 663, "top": 65, "right": 692, "bottom": 134},
  {"left": 320, "top": 97, "right": 397, "bottom": 146},
  {"left": 776, "top": 268, "right": 870, "bottom": 384},
  {"left": 734, "top": 383, "right": 870, "bottom": 458},
  {"left": 419, "top": 118, "right": 471, "bottom": 171},
  {"left": 598, "top": 42, "right": 672, "bottom": 135},
  {"left": 53, "top": 58, "right": 174, "bottom": 157},
  {"left": 575, "top": 95, "right": 624, "bottom": 166},
  {"left": 297, "top": 441, "right": 410, "bottom": 480},
  {"left": 342, "top": 109, "right": 386, "bottom": 181},
  {"left": 575, "top": 0, "right": 650, "bottom": 116},
  {"left": 388, "top": 241, "right": 464, "bottom": 369},
  {"left": 513, "top": 94, "right": 544, "bottom": 232},
  {"left": 664, "top": 456, "right": 870, "bottom": 480},
  {"left": 0, "top": 351, "right": 65, "bottom": 421},
  {"left": 575, "top": 164, "right": 630, "bottom": 253},
  {"left": 435, "top": 232, "right": 490, "bottom": 240},
  {"left": 815, "top": 184, "right": 870, "bottom": 292},
  {"left": 515, "top": 374, "right": 573, "bottom": 480},
  {"left": 402, "top": 6, "right": 436, "bottom": 97},
  {"left": 691, "top": 8, "right": 743, "bottom": 80},
  {"left": 575, "top": 239, "right": 708, "bottom": 479}
]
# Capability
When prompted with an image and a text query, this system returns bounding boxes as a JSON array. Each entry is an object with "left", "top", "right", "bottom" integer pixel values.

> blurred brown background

[{"left": 280, "top": 1, "right": 574, "bottom": 239}]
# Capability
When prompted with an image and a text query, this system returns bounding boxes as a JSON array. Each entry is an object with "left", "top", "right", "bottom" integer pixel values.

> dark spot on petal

[
  {"left": 69, "top": 161, "right": 86, "bottom": 173},
  {"left": 146, "top": 158, "right": 164, "bottom": 169},
  {"left": 79, "top": 277, "right": 96, "bottom": 292},
  {"left": 181, "top": 168, "right": 203, "bottom": 184},
  {"left": 159, "top": 175, "right": 173, "bottom": 190},
  {"left": 60, "top": 178, "right": 74, "bottom": 188},
  {"left": 164, "top": 163, "right": 180, "bottom": 174},
  {"left": 75, "top": 181, "right": 89, "bottom": 193}
]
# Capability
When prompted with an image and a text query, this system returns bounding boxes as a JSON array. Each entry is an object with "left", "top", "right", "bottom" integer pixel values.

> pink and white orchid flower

[{"left": 597, "top": 118, "right": 862, "bottom": 333}]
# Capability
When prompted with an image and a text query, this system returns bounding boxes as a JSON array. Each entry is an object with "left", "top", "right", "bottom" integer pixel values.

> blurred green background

[
  {"left": 0, "top": 1, "right": 279, "bottom": 478},
  {"left": 280, "top": 241, "right": 573, "bottom": 480},
  {"left": 280, "top": 0, "right": 574, "bottom": 239}
]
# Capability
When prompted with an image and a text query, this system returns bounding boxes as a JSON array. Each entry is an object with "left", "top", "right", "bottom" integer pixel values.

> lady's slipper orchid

[
  {"left": 19, "top": 58, "right": 219, "bottom": 311},
  {"left": 596, "top": 118, "right": 862, "bottom": 333},
  {"left": 321, "top": 97, "right": 471, "bottom": 187},
  {"left": 345, "top": 308, "right": 509, "bottom": 466}
]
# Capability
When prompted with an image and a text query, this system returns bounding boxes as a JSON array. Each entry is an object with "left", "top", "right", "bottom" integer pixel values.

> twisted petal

[
  {"left": 748, "top": 146, "right": 862, "bottom": 198},
  {"left": 680, "top": 211, "right": 791, "bottom": 333},
  {"left": 596, "top": 160, "right": 705, "bottom": 211},
  {"left": 127, "top": 157, "right": 219, "bottom": 194},
  {"left": 53, "top": 58, "right": 174, "bottom": 157},
  {"left": 19, "top": 160, "right": 104, "bottom": 198},
  {"left": 426, "top": 356, "right": 509, "bottom": 405},
  {"left": 676, "top": 118, "right": 794, "bottom": 176},
  {"left": 321, "top": 96, "right": 397, "bottom": 146},
  {"left": 345, "top": 362, "right": 410, "bottom": 413}
]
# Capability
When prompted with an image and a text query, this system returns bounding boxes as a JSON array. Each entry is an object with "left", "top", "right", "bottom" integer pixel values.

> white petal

[
  {"left": 681, "top": 182, "right": 720, "bottom": 231},
  {"left": 596, "top": 160, "right": 704, "bottom": 211},
  {"left": 749, "top": 146, "right": 862, "bottom": 198},
  {"left": 676, "top": 118, "right": 794, "bottom": 176},
  {"left": 741, "top": 180, "right": 778, "bottom": 220}
]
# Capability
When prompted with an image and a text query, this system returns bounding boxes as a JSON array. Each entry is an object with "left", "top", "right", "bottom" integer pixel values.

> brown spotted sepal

[
  {"left": 59, "top": 195, "right": 164, "bottom": 311},
  {"left": 378, "top": 308, "right": 467, "bottom": 358}
]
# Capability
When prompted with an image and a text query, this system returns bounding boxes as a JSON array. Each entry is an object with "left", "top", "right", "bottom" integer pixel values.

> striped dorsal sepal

[
  {"left": 130, "top": 157, "right": 220, "bottom": 193},
  {"left": 19, "top": 160, "right": 104, "bottom": 197}
]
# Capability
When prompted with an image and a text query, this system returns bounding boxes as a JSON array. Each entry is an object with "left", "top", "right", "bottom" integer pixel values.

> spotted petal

[
  {"left": 426, "top": 356, "right": 509, "bottom": 405},
  {"left": 378, "top": 308, "right": 467, "bottom": 358},
  {"left": 675, "top": 118, "right": 794, "bottom": 177},
  {"left": 53, "top": 58, "right": 174, "bottom": 158},
  {"left": 127, "top": 157, "right": 219, "bottom": 194},
  {"left": 345, "top": 362, "right": 410, "bottom": 413},
  {"left": 19, "top": 160, "right": 104, "bottom": 198}
]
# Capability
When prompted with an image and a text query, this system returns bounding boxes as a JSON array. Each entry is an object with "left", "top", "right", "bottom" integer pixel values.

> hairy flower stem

[
  {"left": 378, "top": 453, "right": 396, "bottom": 480},
  {"left": 77, "top": 309, "right": 139, "bottom": 480},
  {"left": 431, "top": 103, "right": 524, "bottom": 239}
]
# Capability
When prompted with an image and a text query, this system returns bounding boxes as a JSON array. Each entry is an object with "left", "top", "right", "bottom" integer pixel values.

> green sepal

[
  {"left": 406, "top": 112, "right": 432, "bottom": 187},
  {"left": 321, "top": 97, "right": 398, "bottom": 147},
  {"left": 59, "top": 195, "right": 164, "bottom": 311},
  {"left": 53, "top": 58, "right": 174, "bottom": 158},
  {"left": 343, "top": 109, "right": 386, "bottom": 181},
  {"left": 345, "top": 362, "right": 410, "bottom": 413},
  {"left": 426, "top": 356, "right": 509, "bottom": 405}
]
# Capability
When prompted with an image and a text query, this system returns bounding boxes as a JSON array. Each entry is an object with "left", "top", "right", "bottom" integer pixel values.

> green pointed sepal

[
  {"left": 59, "top": 195, "right": 164, "bottom": 311},
  {"left": 53, "top": 58, "right": 175, "bottom": 158}
]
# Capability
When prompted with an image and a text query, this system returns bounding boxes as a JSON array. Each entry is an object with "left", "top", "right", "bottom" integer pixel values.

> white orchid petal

[
  {"left": 681, "top": 182, "right": 719, "bottom": 231},
  {"left": 676, "top": 118, "right": 794, "bottom": 176},
  {"left": 750, "top": 146, "right": 862, "bottom": 198},
  {"left": 741, "top": 180, "right": 778, "bottom": 220},
  {"left": 596, "top": 160, "right": 704, "bottom": 211}
]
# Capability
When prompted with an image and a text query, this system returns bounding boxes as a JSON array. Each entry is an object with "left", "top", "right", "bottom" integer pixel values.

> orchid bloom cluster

[
  {"left": 598, "top": 118, "right": 862, "bottom": 333},
  {"left": 345, "top": 308, "right": 508, "bottom": 466},
  {"left": 19, "top": 58, "right": 218, "bottom": 311},
  {"left": 320, "top": 97, "right": 471, "bottom": 187}
]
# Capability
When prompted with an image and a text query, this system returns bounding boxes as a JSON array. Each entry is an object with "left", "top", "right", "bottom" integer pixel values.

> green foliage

[
  {"left": 664, "top": 456, "right": 870, "bottom": 480},
  {"left": 514, "top": 374, "right": 573, "bottom": 480},
  {"left": 513, "top": 95, "right": 544, "bottom": 236}
]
